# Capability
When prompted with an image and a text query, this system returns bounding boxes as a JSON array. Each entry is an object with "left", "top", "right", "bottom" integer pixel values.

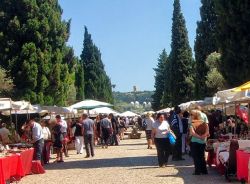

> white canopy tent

[
  {"left": 0, "top": 98, "right": 12, "bottom": 111},
  {"left": 89, "top": 107, "right": 119, "bottom": 116},
  {"left": 229, "top": 90, "right": 250, "bottom": 103},
  {"left": 179, "top": 100, "right": 204, "bottom": 111},
  {"left": 70, "top": 99, "right": 113, "bottom": 110},
  {"left": 142, "top": 111, "right": 155, "bottom": 115},
  {"left": 156, "top": 108, "right": 172, "bottom": 113},
  {"left": 214, "top": 88, "right": 237, "bottom": 104},
  {"left": 120, "top": 111, "right": 138, "bottom": 117}
]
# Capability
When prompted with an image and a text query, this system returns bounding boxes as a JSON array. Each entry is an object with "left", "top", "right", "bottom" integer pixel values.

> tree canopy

[
  {"left": 0, "top": 0, "right": 74, "bottom": 105},
  {"left": 152, "top": 49, "right": 168, "bottom": 111},
  {"left": 80, "top": 27, "right": 113, "bottom": 103},
  {"left": 194, "top": 0, "right": 218, "bottom": 99}
]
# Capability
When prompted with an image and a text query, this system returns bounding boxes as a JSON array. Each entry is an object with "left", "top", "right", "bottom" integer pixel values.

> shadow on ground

[
  {"left": 154, "top": 157, "right": 239, "bottom": 184},
  {"left": 45, "top": 156, "right": 158, "bottom": 170}
]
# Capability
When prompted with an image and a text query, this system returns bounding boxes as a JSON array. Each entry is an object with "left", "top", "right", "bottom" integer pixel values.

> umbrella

[
  {"left": 142, "top": 111, "right": 155, "bottom": 115},
  {"left": 89, "top": 107, "right": 119, "bottom": 115},
  {"left": 232, "top": 81, "right": 250, "bottom": 92},
  {"left": 120, "top": 111, "right": 138, "bottom": 117},
  {"left": 156, "top": 108, "right": 172, "bottom": 113},
  {"left": 70, "top": 99, "right": 113, "bottom": 110}
]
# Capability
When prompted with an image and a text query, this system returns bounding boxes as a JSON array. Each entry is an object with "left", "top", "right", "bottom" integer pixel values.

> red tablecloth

[
  {"left": 0, "top": 148, "right": 34, "bottom": 184},
  {"left": 20, "top": 148, "right": 34, "bottom": 175},
  {"left": 236, "top": 150, "right": 250, "bottom": 181}
]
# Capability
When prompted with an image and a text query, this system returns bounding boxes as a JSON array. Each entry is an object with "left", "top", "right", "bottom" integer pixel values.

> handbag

[{"left": 168, "top": 130, "right": 176, "bottom": 145}]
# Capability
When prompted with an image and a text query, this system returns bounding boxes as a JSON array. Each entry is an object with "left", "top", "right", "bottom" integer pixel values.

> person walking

[
  {"left": 41, "top": 120, "right": 52, "bottom": 164},
  {"left": 56, "top": 115, "right": 69, "bottom": 157},
  {"left": 189, "top": 110, "right": 209, "bottom": 175},
  {"left": 100, "top": 114, "right": 112, "bottom": 148},
  {"left": 82, "top": 113, "right": 95, "bottom": 158},
  {"left": 151, "top": 113, "right": 171, "bottom": 168},
  {"left": 52, "top": 119, "right": 64, "bottom": 163},
  {"left": 118, "top": 117, "right": 126, "bottom": 140},
  {"left": 27, "top": 118, "right": 44, "bottom": 162},
  {"left": 171, "top": 106, "right": 185, "bottom": 161},
  {"left": 144, "top": 113, "right": 154, "bottom": 149},
  {"left": 110, "top": 113, "right": 119, "bottom": 146},
  {"left": 71, "top": 118, "right": 84, "bottom": 154}
]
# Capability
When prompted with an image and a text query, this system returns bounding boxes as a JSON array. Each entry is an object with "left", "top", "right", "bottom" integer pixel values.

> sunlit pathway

[{"left": 20, "top": 137, "right": 238, "bottom": 184}]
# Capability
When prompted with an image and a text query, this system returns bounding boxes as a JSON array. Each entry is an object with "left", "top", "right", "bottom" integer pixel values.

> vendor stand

[
  {"left": 236, "top": 149, "right": 250, "bottom": 182},
  {"left": 0, "top": 148, "right": 35, "bottom": 184}
]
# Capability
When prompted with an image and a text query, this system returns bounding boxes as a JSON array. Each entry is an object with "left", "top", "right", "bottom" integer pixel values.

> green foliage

[
  {"left": 113, "top": 91, "right": 153, "bottom": 113},
  {"left": 194, "top": 0, "right": 218, "bottom": 98},
  {"left": 0, "top": 67, "right": 14, "bottom": 95},
  {"left": 80, "top": 26, "right": 113, "bottom": 103},
  {"left": 75, "top": 59, "right": 84, "bottom": 101},
  {"left": 152, "top": 49, "right": 168, "bottom": 110},
  {"left": 205, "top": 52, "right": 226, "bottom": 95},
  {"left": 168, "top": 0, "right": 194, "bottom": 106},
  {"left": 0, "top": 0, "right": 74, "bottom": 106},
  {"left": 113, "top": 91, "right": 153, "bottom": 104},
  {"left": 214, "top": 0, "right": 250, "bottom": 87}
]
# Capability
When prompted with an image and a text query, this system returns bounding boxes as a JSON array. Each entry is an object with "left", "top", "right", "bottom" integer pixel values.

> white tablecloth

[
  {"left": 238, "top": 140, "right": 250, "bottom": 149},
  {"left": 213, "top": 142, "right": 230, "bottom": 165},
  {"left": 218, "top": 151, "right": 229, "bottom": 165}
]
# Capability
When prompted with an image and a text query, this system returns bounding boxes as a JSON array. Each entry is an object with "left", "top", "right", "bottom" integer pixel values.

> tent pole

[
  {"left": 15, "top": 110, "right": 17, "bottom": 131},
  {"left": 234, "top": 102, "right": 237, "bottom": 136},
  {"left": 9, "top": 98, "right": 12, "bottom": 123}
]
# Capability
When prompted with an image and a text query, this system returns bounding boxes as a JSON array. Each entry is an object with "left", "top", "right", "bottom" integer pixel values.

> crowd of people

[
  {"left": 0, "top": 113, "right": 131, "bottom": 165},
  {"left": 0, "top": 106, "right": 248, "bottom": 176},
  {"left": 142, "top": 106, "right": 210, "bottom": 175}
]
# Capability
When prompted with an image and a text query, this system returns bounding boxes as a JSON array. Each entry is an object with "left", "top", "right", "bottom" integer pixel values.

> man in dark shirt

[
  {"left": 82, "top": 113, "right": 95, "bottom": 158},
  {"left": 171, "top": 106, "right": 185, "bottom": 161},
  {"left": 182, "top": 111, "right": 189, "bottom": 154},
  {"left": 109, "top": 113, "right": 119, "bottom": 146}
]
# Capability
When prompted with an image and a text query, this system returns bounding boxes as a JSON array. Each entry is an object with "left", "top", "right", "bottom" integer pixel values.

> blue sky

[{"left": 59, "top": 0, "right": 201, "bottom": 92}]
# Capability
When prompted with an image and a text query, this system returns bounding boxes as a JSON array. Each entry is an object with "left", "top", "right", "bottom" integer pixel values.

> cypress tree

[
  {"left": 214, "top": 0, "right": 250, "bottom": 87},
  {"left": 152, "top": 49, "right": 168, "bottom": 111},
  {"left": 194, "top": 0, "right": 218, "bottom": 98},
  {"left": 75, "top": 60, "right": 85, "bottom": 101},
  {"left": 169, "top": 0, "right": 194, "bottom": 106},
  {"left": 0, "top": 0, "right": 73, "bottom": 105},
  {"left": 80, "top": 27, "right": 113, "bottom": 103}
]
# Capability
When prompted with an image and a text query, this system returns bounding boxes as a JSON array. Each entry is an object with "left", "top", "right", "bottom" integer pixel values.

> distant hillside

[{"left": 113, "top": 91, "right": 153, "bottom": 103}]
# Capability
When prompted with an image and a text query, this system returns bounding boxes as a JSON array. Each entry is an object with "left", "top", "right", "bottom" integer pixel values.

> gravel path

[{"left": 20, "top": 137, "right": 238, "bottom": 184}]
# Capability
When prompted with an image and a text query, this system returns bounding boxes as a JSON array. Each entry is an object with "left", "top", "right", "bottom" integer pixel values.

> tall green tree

[
  {"left": 0, "top": 0, "right": 73, "bottom": 105},
  {"left": 80, "top": 27, "right": 113, "bottom": 103},
  {"left": 169, "top": 0, "right": 194, "bottom": 106},
  {"left": 75, "top": 60, "right": 85, "bottom": 101},
  {"left": 194, "top": 0, "right": 218, "bottom": 98},
  {"left": 214, "top": 0, "right": 250, "bottom": 87},
  {"left": 152, "top": 49, "right": 168, "bottom": 111}
]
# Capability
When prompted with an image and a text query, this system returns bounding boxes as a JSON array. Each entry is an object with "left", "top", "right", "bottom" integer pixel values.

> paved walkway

[{"left": 20, "top": 138, "right": 238, "bottom": 184}]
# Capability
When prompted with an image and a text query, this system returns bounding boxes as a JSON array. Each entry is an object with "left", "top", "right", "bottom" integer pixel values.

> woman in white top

[
  {"left": 151, "top": 113, "right": 171, "bottom": 168},
  {"left": 41, "top": 120, "right": 51, "bottom": 164}
]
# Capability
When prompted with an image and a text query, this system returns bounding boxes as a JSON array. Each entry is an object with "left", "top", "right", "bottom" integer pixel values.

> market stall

[{"left": 0, "top": 148, "right": 42, "bottom": 184}]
